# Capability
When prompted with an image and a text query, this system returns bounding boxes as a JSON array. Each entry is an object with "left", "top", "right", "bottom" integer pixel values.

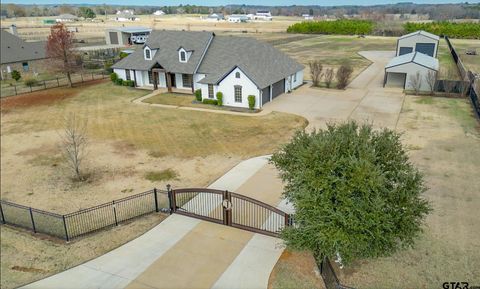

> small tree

[
  {"left": 425, "top": 70, "right": 437, "bottom": 95},
  {"left": 60, "top": 114, "right": 88, "bottom": 181},
  {"left": 336, "top": 64, "right": 353, "bottom": 89},
  {"left": 216, "top": 92, "right": 223, "bottom": 106},
  {"left": 78, "top": 7, "right": 96, "bottom": 18},
  {"left": 324, "top": 68, "right": 334, "bottom": 88},
  {"left": 195, "top": 89, "right": 202, "bottom": 101},
  {"left": 309, "top": 60, "right": 323, "bottom": 87},
  {"left": 409, "top": 72, "right": 422, "bottom": 95},
  {"left": 110, "top": 72, "right": 118, "bottom": 82},
  {"left": 271, "top": 121, "right": 431, "bottom": 265},
  {"left": 11, "top": 70, "right": 21, "bottom": 82},
  {"left": 46, "top": 23, "right": 79, "bottom": 87},
  {"left": 247, "top": 95, "right": 256, "bottom": 110},
  {"left": 442, "top": 68, "right": 457, "bottom": 96}
]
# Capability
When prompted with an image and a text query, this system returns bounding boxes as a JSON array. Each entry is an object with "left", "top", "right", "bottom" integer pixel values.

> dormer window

[
  {"left": 180, "top": 51, "right": 186, "bottom": 62},
  {"left": 178, "top": 47, "right": 189, "bottom": 63},
  {"left": 235, "top": 72, "right": 240, "bottom": 78},
  {"left": 145, "top": 48, "right": 151, "bottom": 60}
]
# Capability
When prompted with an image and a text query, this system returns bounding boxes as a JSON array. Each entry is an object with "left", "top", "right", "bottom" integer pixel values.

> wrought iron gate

[{"left": 169, "top": 187, "right": 291, "bottom": 237}]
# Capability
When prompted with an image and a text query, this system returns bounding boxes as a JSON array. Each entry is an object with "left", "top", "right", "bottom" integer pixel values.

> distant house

[
  {"left": 255, "top": 10, "right": 272, "bottom": 21},
  {"left": 112, "top": 30, "right": 304, "bottom": 109},
  {"left": 227, "top": 15, "right": 249, "bottom": 23},
  {"left": 153, "top": 10, "right": 165, "bottom": 16},
  {"left": 55, "top": 14, "right": 78, "bottom": 23},
  {"left": 105, "top": 27, "right": 152, "bottom": 45},
  {"left": 396, "top": 30, "right": 439, "bottom": 58},
  {"left": 0, "top": 29, "right": 47, "bottom": 79},
  {"left": 206, "top": 13, "right": 224, "bottom": 21},
  {"left": 384, "top": 30, "right": 440, "bottom": 91},
  {"left": 302, "top": 14, "right": 314, "bottom": 20},
  {"left": 115, "top": 13, "right": 139, "bottom": 22},
  {"left": 117, "top": 10, "right": 134, "bottom": 15}
]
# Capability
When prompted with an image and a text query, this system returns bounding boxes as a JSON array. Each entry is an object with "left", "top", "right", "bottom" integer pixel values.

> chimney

[{"left": 10, "top": 24, "right": 17, "bottom": 36}]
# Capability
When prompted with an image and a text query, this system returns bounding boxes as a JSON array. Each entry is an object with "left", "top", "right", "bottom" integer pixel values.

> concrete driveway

[{"left": 265, "top": 51, "right": 405, "bottom": 130}]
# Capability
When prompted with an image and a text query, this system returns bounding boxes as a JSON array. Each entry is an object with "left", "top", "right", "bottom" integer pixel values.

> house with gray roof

[
  {"left": 0, "top": 29, "right": 47, "bottom": 80},
  {"left": 112, "top": 30, "right": 304, "bottom": 109}
]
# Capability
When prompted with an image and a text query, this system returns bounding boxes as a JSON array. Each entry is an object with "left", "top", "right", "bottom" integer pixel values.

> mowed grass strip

[{"left": 1, "top": 82, "right": 307, "bottom": 158}]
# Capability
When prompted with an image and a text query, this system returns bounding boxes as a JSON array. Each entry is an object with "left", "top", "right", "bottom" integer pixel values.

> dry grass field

[{"left": 451, "top": 38, "right": 480, "bottom": 73}]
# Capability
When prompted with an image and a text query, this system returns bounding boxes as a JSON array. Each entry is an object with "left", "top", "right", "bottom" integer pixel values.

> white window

[
  {"left": 208, "top": 84, "right": 214, "bottom": 98},
  {"left": 182, "top": 74, "right": 192, "bottom": 88},
  {"left": 145, "top": 48, "right": 151, "bottom": 60},
  {"left": 235, "top": 71, "right": 240, "bottom": 78},
  {"left": 293, "top": 72, "right": 297, "bottom": 82},
  {"left": 180, "top": 51, "right": 186, "bottom": 62},
  {"left": 125, "top": 69, "right": 131, "bottom": 80},
  {"left": 234, "top": 85, "right": 242, "bottom": 103}
]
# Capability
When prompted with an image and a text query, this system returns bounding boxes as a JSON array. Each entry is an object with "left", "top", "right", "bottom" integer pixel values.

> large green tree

[{"left": 271, "top": 121, "right": 431, "bottom": 265}]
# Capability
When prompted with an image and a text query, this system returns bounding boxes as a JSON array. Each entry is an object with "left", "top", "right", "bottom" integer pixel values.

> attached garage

[
  {"left": 384, "top": 51, "right": 439, "bottom": 92},
  {"left": 261, "top": 86, "right": 270, "bottom": 105},
  {"left": 396, "top": 30, "right": 439, "bottom": 58},
  {"left": 271, "top": 79, "right": 285, "bottom": 99}
]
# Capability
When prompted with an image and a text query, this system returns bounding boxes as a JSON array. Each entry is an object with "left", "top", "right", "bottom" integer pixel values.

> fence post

[
  {"left": 29, "top": 84, "right": 33, "bottom": 93},
  {"left": 14, "top": 85, "right": 17, "bottom": 96},
  {"left": 63, "top": 215, "right": 69, "bottom": 242},
  {"left": 29, "top": 207, "right": 36, "bottom": 233},
  {"left": 167, "top": 184, "right": 174, "bottom": 214},
  {"left": 43, "top": 80, "right": 47, "bottom": 89},
  {"left": 57, "top": 77, "right": 60, "bottom": 87},
  {"left": 91, "top": 72, "right": 94, "bottom": 80},
  {"left": 0, "top": 202, "right": 5, "bottom": 224},
  {"left": 153, "top": 188, "right": 159, "bottom": 212},
  {"left": 113, "top": 201, "right": 118, "bottom": 226},
  {"left": 81, "top": 73, "right": 84, "bottom": 83}
]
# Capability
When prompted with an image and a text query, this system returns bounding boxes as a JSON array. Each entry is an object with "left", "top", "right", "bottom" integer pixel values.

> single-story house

[
  {"left": 0, "top": 29, "right": 47, "bottom": 80},
  {"left": 153, "top": 10, "right": 165, "bottom": 16},
  {"left": 55, "top": 13, "right": 78, "bottom": 22},
  {"left": 384, "top": 51, "right": 439, "bottom": 91},
  {"left": 396, "top": 30, "right": 440, "bottom": 58},
  {"left": 255, "top": 10, "right": 273, "bottom": 21},
  {"left": 115, "top": 13, "right": 139, "bottom": 22},
  {"left": 105, "top": 27, "right": 152, "bottom": 45},
  {"left": 227, "top": 15, "right": 249, "bottom": 23},
  {"left": 206, "top": 13, "right": 224, "bottom": 21},
  {"left": 112, "top": 30, "right": 304, "bottom": 109}
]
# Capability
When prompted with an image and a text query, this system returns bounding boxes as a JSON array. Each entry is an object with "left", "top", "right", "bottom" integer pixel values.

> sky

[{"left": 3, "top": 0, "right": 475, "bottom": 6}]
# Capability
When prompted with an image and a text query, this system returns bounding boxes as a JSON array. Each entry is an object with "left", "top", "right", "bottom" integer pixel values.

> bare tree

[
  {"left": 324, "top": 68, "right": 335, "bottom": 88},
  {"left": 60, "top": 114, "right": 88, "bottom": 181},
  {"left": 442, "top": 68, "right": 457, "bottom": 96},
  {"left": 425, "top": 70, "right": 437, "bottom": 95},
  {"left": 309, "top": 60, "right": 323, "bottom": 87},
  {"left": 409, "top": 72, "right": 422, "bottom": 95},
  {"left": 336, "top": 64, "right": 353, "bottom": 89}
]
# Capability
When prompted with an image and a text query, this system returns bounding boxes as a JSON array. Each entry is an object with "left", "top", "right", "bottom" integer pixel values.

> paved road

[{"left": 264, "top": 51, "right": 405, "bottom": 130}]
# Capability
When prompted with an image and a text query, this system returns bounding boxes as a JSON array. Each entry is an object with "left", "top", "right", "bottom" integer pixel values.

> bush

[
  {"left": 202, "top": 99, "right": 218, "bottom": 105},
  {"left": 194, "top": 89, "right": 202, "bottom": 101},
  {"left": 270, "top": 121, "right": 431, "bottom": 265},
  {"left": 119, "top": 52, "right": 129, "bottom": 59},
  {"left": 247, "top": 95, "right": 256, "bottom": 110},
  {"left": 115, "top": 78, "right": 123, "bottom": 85},
  {"left": 11, "top": 70, "right": 21, "bottom": 81},
  {"left": 122, "top": 80, "right": 134, "bottom": 87},
  {"left": 24, "top": 78, "right": 39, "bottom": 86},
  {"left": 216, "top": 92, "right": 223, "bottom": 106},
  {"left": 403, "top": 21, "right": 480, "bottom": 39},
  {"left": 287, "top": 19, "right": 374, "bottom": 35},
  {"left": 110, "top": 72, "right": 118, "bottom": 82},
  {"left": 336, "top": 64, "right": 353, "bottom": 89}
]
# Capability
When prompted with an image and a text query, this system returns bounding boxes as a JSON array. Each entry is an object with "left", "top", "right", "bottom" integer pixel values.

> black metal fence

[
  {"left": 0, "top": 189, "right": 169, "bottom": 241},
  {"left": 0, "top": 71, "right": 108, "bottom": 98},
  {"left": 315, "top": 255, "right": 357, "bottom": 289}
]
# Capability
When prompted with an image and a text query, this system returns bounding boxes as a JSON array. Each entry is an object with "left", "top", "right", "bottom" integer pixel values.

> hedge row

[
  {"left": 287, "top": 20, "right": 374, "bottom": 35},
  {"left": 403, "top": 21, "right": 480, "bottom": 39}
]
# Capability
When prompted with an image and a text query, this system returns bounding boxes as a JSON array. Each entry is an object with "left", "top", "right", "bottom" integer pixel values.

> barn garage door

[
  {"left": 109, "top": 32, "right": 119, "bottom": 45},
  {"left": 385, "top": 72, "right": 406, "bottom": 88},
  {"left": 415, "top": 43, "right": 435, "bottom": 57},
  {"left": 271, "top": 79, "right": 285, "bottom": 99},
  {"left": 261, "top": 86, "right": 270, "bottom": 105}
]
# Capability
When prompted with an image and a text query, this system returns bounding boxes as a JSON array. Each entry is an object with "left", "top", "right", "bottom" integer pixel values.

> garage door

[
  {"left": 109, "top": 32, "right": 119, "bottom": 45},
  {"left": 399, "top": 47, "right": 413, "bottom": 55},
  {"left": 261, "top": 86, "right": 270, "bottom": 105},
  {"left": 271, "top": 79, "right": 285, "bottom": 99},
  {"left": 415, "top": 43, "right": 435, "bottom": 57},
  {"left": 385, "top": 72, "right": 406, "bottom": 88}
]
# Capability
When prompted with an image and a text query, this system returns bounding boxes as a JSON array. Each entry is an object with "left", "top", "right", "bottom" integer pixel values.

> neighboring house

[
  {"left": 255, "top": 10, "right": 272, "bottom": 20},
  {"left": 384, "top": 51, "right": 439, "bottom": 91},
  {"left": 105, "top": 27, "right": 152, "bottom": 45},
  {"left": 227, "top": 15, "right": 249, "bottom": 23},
  {"left": 206, "top": 13, "right": 224, "bottom": 21},
  {"left": 153, "top": 10, "right": 165, "bottom": 16},
  {"left": 55, "top": 14, "right": 78, "bottom": 22},
  {"left": 115, "top": 13, "right": 139, "bottom": 22},
  {"left": 112, "top": 30, "right": 304, "bottom": 109},
  {"left": 117, "top": 10, "right": 134, "bottom": 15},
  {"left": 0, "top": 30, "right": 47, "bottom": 80},
  {"left": 302, "top": 14, "right": 314, "bottom": 20},
  {"left": 396, "top": 30, "right": 440, "bottom": 58}
]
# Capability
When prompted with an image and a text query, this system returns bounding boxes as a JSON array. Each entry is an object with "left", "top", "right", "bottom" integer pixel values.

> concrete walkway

[
  {"left": 23, "top": 156, "right": 285, "bottom": 289},
  {"left": 132, "top": 91, "right": 271, "bottom": 117}
]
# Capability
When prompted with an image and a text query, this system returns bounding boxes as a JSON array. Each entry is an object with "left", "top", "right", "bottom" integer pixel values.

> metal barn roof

[
  {"left": 385, "top": 51, "right": 439, "bottom": 71},
  {"left": 399, "top": 30, "right": 440, "bottom": 41},
  {"left": 109, "top": 27, "right": 152, "bottom": 33}
]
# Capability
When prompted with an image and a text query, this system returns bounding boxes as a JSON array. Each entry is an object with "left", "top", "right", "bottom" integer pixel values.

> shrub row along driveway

[{"left": 265, "top": 51, "right": 405, "bottom": 130}]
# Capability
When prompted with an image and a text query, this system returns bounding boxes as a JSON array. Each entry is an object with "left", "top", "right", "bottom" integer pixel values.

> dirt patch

[
  {"left": 11, "top": 266, "right": 47, "bottom": 274},
  {"left": 268, "top": 250, "right": 325, "bottom": 289},
  {"left": 0, "top": 79, "right": 107, "bottom": 111}
]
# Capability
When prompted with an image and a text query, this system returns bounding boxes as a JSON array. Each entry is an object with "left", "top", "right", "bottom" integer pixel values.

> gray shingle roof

[
  {"left": 112, "top": 30, "right": 213, "bottom": 74},
  {"left": 1, "top": 30, "right": 46, "bottom": 64},
  {"left": 197, "top": 35, "right": 304, "bottom": 89}
]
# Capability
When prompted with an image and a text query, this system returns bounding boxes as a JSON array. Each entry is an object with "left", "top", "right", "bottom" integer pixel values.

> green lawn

[
  {"left": 437, "top": 38, "right": 462, "bottom": 80},
  {"left": 451, "top": 38, "right": 480, "bottom": 74}
]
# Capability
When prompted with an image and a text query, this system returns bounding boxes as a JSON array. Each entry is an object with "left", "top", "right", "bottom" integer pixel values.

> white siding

[
  {"left": 396, "top": 35, "right": 438, "bottom": 58},
  {"left": 113, "top": 68, "right": 126, "bottom": 80},
  {"left": 292, "top": 69, "right": 304, "bottom": 89},
  {"left": 216, "top": 67, "right": 260, "bottom": 109},
  {"left": 135, "top": 70, "right": 145, "bottom": 86},
  {"left": 386, "top": 62, "right": 435, "bottom": 92}
]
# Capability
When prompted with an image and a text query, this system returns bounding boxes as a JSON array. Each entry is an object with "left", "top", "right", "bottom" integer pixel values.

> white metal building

[
  {"left": 105, "top": 27, "right": 152, "bottom": 45},
  {"left": 396, "top": 30, "right": 440, "bottom": 58},
  {"left": 384, "top": 51, "right": 439, "bottom": 91}
]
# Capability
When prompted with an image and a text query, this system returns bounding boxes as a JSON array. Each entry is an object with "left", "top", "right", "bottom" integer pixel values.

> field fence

[
  {"left": 1, "top": 71, "right": 107, "bottom": 98},
  {"left": 0, "top": 189, "right": 169, "bottom": 241}
]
